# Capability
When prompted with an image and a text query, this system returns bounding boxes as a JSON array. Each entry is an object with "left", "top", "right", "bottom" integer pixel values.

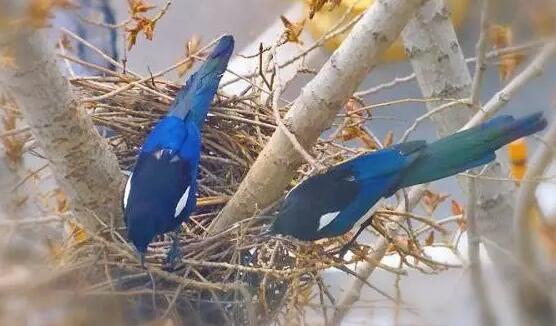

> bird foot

[
  {"left": 338, "top": 243, "right": 352, "bottom": 259},
  {"left": 164, "top": 235, "right": 182, "bottom": 271}
]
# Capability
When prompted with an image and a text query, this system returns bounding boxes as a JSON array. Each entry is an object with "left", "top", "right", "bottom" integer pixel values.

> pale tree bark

[
  {"left": 210, "top": 0, "right": 428, "bottom": 233},
  {"left": 401, "top": 0, "right": 473, "bottom": 136},
  {"left": 0, "top": 3, "right": 123, "bottom": 231}
]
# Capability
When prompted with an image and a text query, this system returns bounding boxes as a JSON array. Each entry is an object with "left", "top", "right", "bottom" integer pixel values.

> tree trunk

[
  {"left": 0, "top": 11, "right": 123, "bottom": 231},
  {"left": 401, "top": 0, "right": 516, "bottom": 274}
]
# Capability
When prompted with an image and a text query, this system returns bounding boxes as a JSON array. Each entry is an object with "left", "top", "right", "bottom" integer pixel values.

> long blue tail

[
  {"left": 398, "top": 112, "right": 547, "bottom": 187},
  {"left": 168, "top": 35, "right": 234, "bottom": 126}
]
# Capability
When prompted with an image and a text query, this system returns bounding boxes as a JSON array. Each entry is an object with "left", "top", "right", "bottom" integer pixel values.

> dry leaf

[
  {"left": 407, "top": 239, "right": 423, "bottom": 257},
  {"left": 65, "top": 220, "right": 87, "bottom": 245},
  {"left": 383, "top": 130, "right": 394, "bottom": 147},
  {"left": 488, "top": 24, "right": 527, "bottom": 81},
  {"left": 308, "top": 0, "right": 342, "bottom": 19},
  {"left": 498, "top": 53, "right": 526, "bottom": 81},
  {"left": 422, "top": 190, "right": 449, "bottom": 215},
  {"left": 128, "top": 0, "right": 156, "bottom": 15},
  {"left": 177, "top": 35, "right": 204, "bottom": 78},
  {"left": 126, "top": 17, "right": 156, "bottom": 50},
  {"left": 387, "top": 243, "right": 397, "bottom": 253},
  {"left": 281, "top": 16, "right": 305, "bottom": 44},
  {"left": 55, "top": 189, "right": 69, "bottom": 213},
  {"left": 450, "top": 199, "right": 463, "bottom": 216},
  {"left": 340, "top": 125, "right": 362, "bottom": 142},
  {"left": 1, "top": 104, "right": 27, "bottom": 165},
  {"left": 425, "top": 230, "right": 435, "bottom": 246},
  {"left": 489, "top": 24, "right": 512, "bottom": 49},
  {"left": 125, "top": 1, "right": 167, "bottom": 51},
  {"left": 338, "top": 99, "right": 378, "bottom": 148},
  {"left": 359, "top": 132, "right": 377, "bottom": 150}
]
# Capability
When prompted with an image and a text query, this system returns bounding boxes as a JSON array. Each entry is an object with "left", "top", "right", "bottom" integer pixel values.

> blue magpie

[
  {"left": 123, "top": 35, "right": 234, "bottom": 265},
  {"left": 271, "top": 112, "right": 547, "bottom": 242}
]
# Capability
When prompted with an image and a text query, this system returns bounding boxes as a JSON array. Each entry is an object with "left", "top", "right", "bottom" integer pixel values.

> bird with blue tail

[
  {"left": 123, "top": 35, "right": 234, "bottom": 267},
  {"left": 271, "top": 112, "right": 547, "bottom": 252}
]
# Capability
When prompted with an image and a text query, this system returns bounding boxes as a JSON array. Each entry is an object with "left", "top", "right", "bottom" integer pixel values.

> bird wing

[{"left": 124, "top": 150, "right": 194, "bottom": 229}]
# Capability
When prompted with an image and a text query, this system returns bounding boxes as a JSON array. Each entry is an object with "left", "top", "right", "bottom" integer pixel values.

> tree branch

[
  {"left": 210, "top": 0, "right": 428, "bottom": 233},
  {"left": 469, "top": 0, "right": 492, "bottom": 106}
]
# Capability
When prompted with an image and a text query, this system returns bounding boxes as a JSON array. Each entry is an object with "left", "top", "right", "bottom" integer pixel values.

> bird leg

[
  {"left": 164, "top": 230, "right": 182, "bottom": 271},
  {"left": 339, "top": 216, "right": 374, "bottom": 259}
]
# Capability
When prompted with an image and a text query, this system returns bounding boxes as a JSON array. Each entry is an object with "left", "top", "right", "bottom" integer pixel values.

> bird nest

[{"left": 61, "top": 74, "right": 364, "bottom": 325}]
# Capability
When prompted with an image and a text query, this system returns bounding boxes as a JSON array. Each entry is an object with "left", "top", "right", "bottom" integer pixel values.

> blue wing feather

[{"left": 168, "top": 35, "right": 234, "bottom": 126}]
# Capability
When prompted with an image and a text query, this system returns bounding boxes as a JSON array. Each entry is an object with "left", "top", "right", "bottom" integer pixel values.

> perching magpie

[
  {"left": 123, "top": 35, "right": 234, "bottom": 265},
  {"left": 271, "top": 112, "right": 547, "bottom": 243}
]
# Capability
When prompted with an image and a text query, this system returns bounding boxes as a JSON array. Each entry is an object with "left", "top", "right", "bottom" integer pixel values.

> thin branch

[
  {"left": 469, "top": 0, "right": 492, "bottom": 106},
  {"left": 270, "top": 39, "right": 322, "bottom": 170},
  {"left": 399, "top": 100, "right": 467, "bottom": 142},
  {"left": 355, "top": 40, "right": 545, "bottom": 98}
]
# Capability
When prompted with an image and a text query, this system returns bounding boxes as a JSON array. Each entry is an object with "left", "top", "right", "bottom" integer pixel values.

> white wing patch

[
  {"left": 317, "top": 211, "right": 341, "bottom": 231},
  {"left": 174, "top": 186, "right": 191, "bottom": 218},
  {"left": 123, "top": 173, "right": 133, "bottom": 209}
]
